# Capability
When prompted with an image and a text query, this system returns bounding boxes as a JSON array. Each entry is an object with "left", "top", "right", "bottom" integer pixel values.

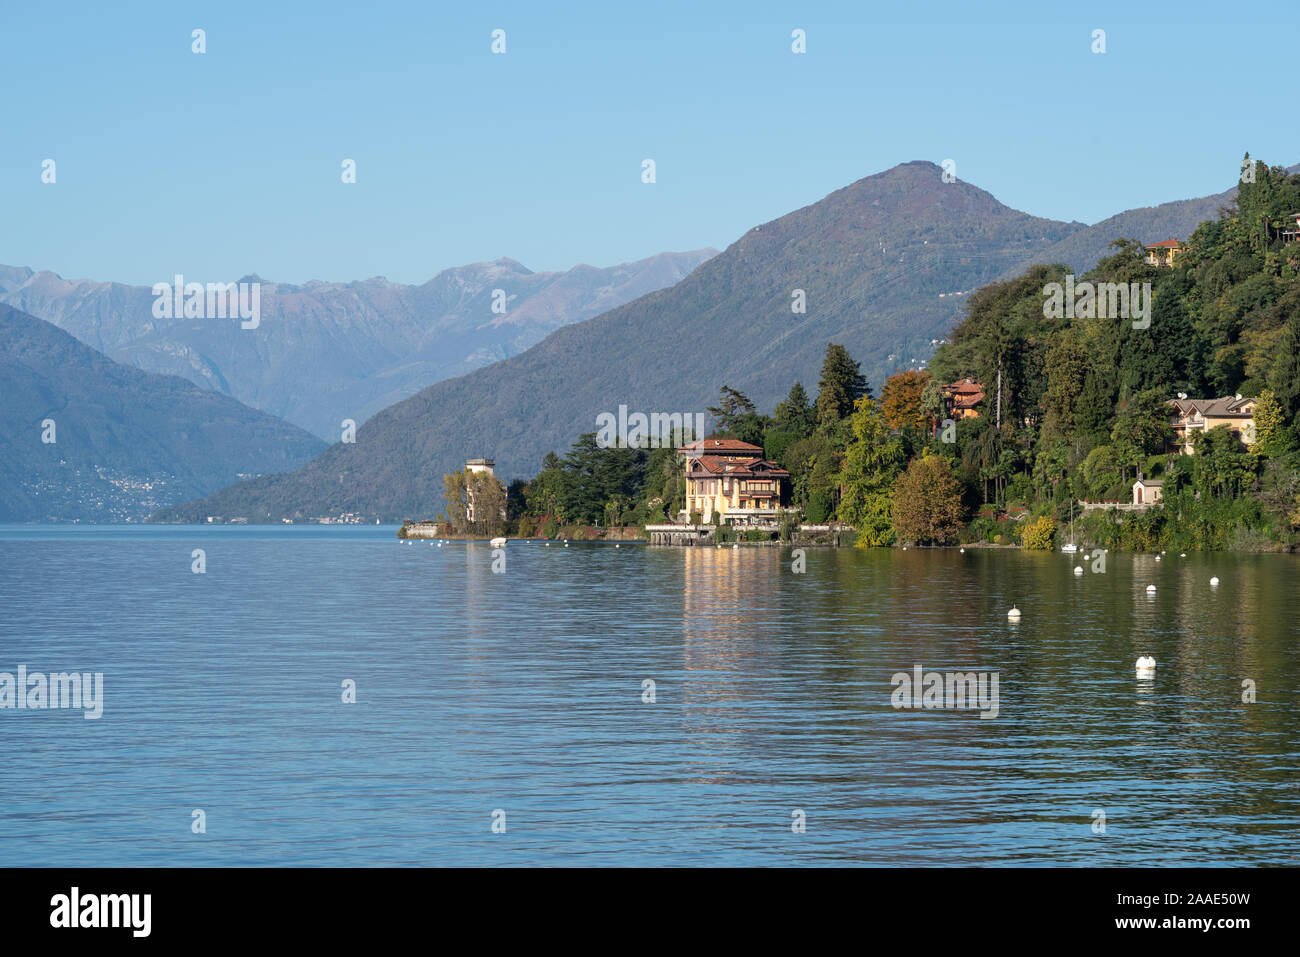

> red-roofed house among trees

[
  {"left": 1144, "top": 238, "right": 1185, "bottom": 267},
  {"left": 677, "top": 437, "right": 791, "bottom": 526},
  {"left": 941, "top": 378, "right": 985, "bottom": 421}
]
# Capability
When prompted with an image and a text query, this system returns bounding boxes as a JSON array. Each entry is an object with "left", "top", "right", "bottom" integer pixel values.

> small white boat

[
  {"left": 1061, "top": 500, "right": 1079, "bottom": 552},
  {"left": 490, "top": 537, "right": 507, "bottom": 548}
]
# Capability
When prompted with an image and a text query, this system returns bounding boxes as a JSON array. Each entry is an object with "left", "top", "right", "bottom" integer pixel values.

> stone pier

[{"left": 645, "top": 524, "right": 715, "bottom": 546}]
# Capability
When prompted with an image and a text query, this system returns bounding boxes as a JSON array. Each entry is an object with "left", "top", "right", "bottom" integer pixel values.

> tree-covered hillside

[{"left": 920, "top": 155, "right": 1300, "bottom": 549}]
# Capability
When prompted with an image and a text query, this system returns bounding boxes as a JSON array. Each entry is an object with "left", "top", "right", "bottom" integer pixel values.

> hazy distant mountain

[
  {"left": 154, "top": 161, "right": 1095, "bottom": 521},
  {"left": 0, "top": 305, "right": 325, "bottom": 521},
  {"left": 0, "top": 250, "right": 717, "bottom": 439}
]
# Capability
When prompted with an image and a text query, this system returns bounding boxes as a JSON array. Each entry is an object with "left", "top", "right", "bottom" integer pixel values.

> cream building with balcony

[
  {"left": 1168, "top": 396, "right": 1257, "bottom": 455},
  {"left": 677, "top": 438, "right": 791, "bottom": 526}
]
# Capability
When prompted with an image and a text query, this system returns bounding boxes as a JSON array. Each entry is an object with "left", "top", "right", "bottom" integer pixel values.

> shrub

[
  {"left": 965, "top": 515, "right": 996, "bottom": 543},
  {"left": 1020, "top": 515, "right": 1056, "bottom": 550},
  {"left": 806, "top": 491, "right": 833, "bottom": 524}
]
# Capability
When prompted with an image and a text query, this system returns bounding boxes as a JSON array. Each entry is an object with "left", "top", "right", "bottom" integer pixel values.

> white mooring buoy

[
  {"left": 1135, "top": 655, "right": 1156, "bottom": 675},
  {"left": 1007, "top": 606, "right": 1021, "bottom": 620},
  {"left": 1210, "top": 576, "right": 1220, "bottom": 587},
  {"left": 1074, "top": 566, "right": 1083, "bottom": 575},
  {"left": 1146, "top": 584, "right": 1157, "bottom": 593}
]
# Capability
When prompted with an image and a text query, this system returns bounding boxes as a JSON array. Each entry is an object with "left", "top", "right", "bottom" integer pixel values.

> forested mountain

[{"left": 0, "top": 304, "right": 325, "bottom": 521}]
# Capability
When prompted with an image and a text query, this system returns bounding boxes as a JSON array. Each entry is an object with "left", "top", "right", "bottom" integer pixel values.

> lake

[{"left": 0, "top": 525, "right": 1296, "bottom": 866}]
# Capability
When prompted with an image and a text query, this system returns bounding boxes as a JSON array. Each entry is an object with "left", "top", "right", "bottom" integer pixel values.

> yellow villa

[
  {"left": 677, "top": 437, "right": 791, "bottom": 526},
  {"left": 1144, "top": 238, "right": 1185, "bottom": 268},
  {"left": 1168, "top": 395, "right": 1257, "bottom": 455}
]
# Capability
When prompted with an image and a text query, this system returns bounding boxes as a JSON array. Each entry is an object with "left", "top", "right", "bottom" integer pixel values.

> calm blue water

[{"left": 0, "top": 525, "right": 1297, "bottom": 866}]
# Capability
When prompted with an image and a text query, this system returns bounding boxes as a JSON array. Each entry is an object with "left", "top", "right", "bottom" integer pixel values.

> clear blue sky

[{"left": 3, "top": 0, "right": 1295, "bottom": 286}]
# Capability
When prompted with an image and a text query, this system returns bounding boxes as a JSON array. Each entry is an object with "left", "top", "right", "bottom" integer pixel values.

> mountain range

[
  {"left": 153, "top": 159, "right": 1266, "bottom": 523},
  {"left": 0, "top": 250, "right": 716, "bottom": 439},
  {"left": 0, "top": 304, "right": 325, "bottom": 522}
]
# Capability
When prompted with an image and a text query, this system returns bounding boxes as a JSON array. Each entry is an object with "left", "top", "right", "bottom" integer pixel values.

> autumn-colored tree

[
  {"left": 1019, "top": 515, "right": 1057, "bottom": 550},
  {"left": 891, "top": 452, "right": 965, "bottom": 545},
  {"left": 881, "top": 370, "right": 931, "bottom": 431}
]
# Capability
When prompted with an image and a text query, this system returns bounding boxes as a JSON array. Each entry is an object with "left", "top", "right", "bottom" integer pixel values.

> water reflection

[{"left": 1, "top": 527, "right": 1297, "bottom": 865}]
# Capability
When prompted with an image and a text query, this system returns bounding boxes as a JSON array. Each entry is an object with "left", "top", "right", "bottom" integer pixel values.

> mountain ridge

[{"left": 0, "top": 249, "right": 718, "bottom": 439}]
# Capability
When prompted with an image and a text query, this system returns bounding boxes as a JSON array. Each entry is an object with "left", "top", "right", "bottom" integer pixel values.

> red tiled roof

[
  {"left": 688, "top": 454, "right": 789, "bottom": 477},
  {"left": 1145, "top": 238, "right": 1182, "bottom": 248},
  {"left": 678, "top": 437, "right": 764, "bottom": 453}
]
